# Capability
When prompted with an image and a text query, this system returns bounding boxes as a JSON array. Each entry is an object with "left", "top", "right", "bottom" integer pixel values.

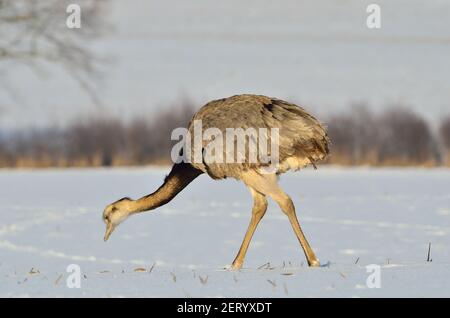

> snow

[{"left": 1, "top": 166, "right": 450, "bottom": 297}]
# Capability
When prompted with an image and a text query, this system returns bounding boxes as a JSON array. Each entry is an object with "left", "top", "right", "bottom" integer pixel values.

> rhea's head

[{"left": 102, "top": 197, "right": 133, "bottom": 241}]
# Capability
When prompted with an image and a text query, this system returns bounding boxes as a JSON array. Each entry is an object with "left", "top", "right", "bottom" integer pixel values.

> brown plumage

[
  {"left": 188, "top": 94, "right": 329, "bottom": 179},
  {"left": 103, "top": 94, "right": 330, "bottom": 269}
]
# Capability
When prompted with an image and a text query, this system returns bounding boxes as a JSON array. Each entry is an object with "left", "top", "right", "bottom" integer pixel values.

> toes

[
  {"left": 308, "top": 259, "right": 320, "bottom": 267},
  {"left": 230, "top": 262, "right": 243, "bottom": 271}
]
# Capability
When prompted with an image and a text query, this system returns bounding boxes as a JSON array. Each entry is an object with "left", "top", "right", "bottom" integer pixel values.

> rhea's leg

[
  {"left": 231, "top": 187, "right": 268, "bottom": 270},
  {"left": 242, "top": 171, "right": 319, "bottom": 267},
  {"left": 272, "top": 191, "right": 319, "bottom": 266}
]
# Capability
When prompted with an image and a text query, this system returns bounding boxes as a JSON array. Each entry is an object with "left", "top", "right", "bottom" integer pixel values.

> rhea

[{"left": 103, "top": 94, "right": 330, "bottom": 270}]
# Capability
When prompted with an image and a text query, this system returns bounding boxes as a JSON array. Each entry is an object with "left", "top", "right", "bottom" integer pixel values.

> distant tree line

[
  {"left": 0, "top": 101, "right": 195, "bottom": 168},
  {"left": 0, "top": 102, "right": 449, "bottom": 168},
  {"left": 325, "top": 105, "right": 447, "bottom": 166}
]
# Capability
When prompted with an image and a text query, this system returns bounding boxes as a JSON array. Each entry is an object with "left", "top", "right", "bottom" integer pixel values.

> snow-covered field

[{"left": 0, "top": 167, "right": 449, "bottom": 297}]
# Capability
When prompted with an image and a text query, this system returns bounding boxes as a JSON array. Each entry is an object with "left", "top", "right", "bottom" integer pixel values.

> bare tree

[
  {"left": 0, "top": 0, "right": 110, "bottom": 103},
  {"left": 126, "top": 100, "right": 196, "bottom": 164},
  {"left": 440, "top": 116, "right": 450, "bottom": 165},
  {"left": 327, "top": 112, "right": 358, "bottom": 164},
  {"left": 327, "top": 104, "right": 378, "bottom": 164},
  {"left": 377, "top": 107, "right": 434, "bottom": 165},
  {"left": 66, "top": 117, "right": 126, "bottom": 166},
  {"left": 63, "top": 100, "right": 196, "bottom": 167}
]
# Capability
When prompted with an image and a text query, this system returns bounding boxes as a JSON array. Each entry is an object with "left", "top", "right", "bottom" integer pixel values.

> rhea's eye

[{"left": 112, "top": 207, "right": 118, "bottom": 212}]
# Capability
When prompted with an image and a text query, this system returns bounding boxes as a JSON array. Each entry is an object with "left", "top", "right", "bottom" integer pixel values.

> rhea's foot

[
  {"left": 308, "top": 259, "right": 320, "bottom": 267},
  {"left": 230, "top": 261, "right": 243, "bottom": 271}
]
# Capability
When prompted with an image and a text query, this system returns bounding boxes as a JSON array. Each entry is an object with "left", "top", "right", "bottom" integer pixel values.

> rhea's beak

[{"left": 104, "top": 222, "right": 116, "bottom": 242}]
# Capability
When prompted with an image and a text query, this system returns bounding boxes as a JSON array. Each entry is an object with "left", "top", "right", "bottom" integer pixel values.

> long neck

[{"left": 129, "top": 163, "right": 203, "bottom": 214}]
